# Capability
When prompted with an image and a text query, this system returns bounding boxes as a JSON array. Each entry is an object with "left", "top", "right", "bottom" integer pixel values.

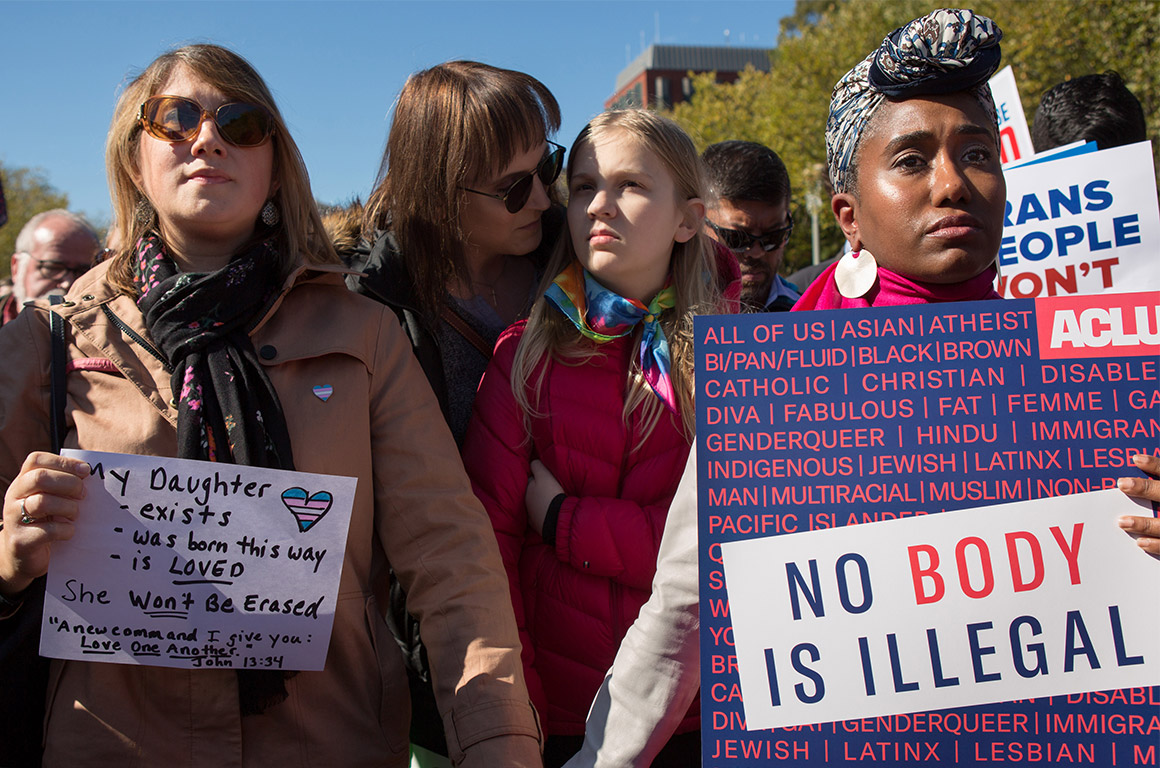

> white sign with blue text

[{"left": 999, "top": 141, "right": 1160, "bottom": 299}]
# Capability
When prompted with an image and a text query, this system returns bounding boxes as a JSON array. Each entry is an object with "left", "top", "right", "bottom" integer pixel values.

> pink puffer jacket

[{"left": 462, "top": 321, "right": 695, "bottom": 736}]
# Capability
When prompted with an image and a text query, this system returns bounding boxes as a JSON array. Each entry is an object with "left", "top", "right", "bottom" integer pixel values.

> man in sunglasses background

[
  {"left": 702, "top": 141, "right": 800, "bottom": 313},
  {"left": 2, "top": 209, "right": 100, "bottom": 326}
]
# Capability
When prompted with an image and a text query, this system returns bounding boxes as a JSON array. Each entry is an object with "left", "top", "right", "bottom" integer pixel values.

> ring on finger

[{"left": 19, "top": 498, "right": 37, "bottom": 526}]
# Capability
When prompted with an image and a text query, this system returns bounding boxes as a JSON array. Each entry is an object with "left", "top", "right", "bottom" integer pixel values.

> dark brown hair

[{"left": 362, "top": 61, "right": 560, "bottom": 323}]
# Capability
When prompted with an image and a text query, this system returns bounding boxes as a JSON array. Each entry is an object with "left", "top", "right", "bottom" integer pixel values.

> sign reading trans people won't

[
  {"left": 696, "top": 293, "right": 1160, "bottom": 766},
  {"left": 999, "top": 141, "right": 1160, "bottom": 299}
]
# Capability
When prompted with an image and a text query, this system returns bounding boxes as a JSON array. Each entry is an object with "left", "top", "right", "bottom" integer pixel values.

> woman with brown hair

[
  {"left": 0, "top": 44, "right": 539, "bottom": 767},
  {"left": 349, "top": 60, "right": 564, "bottom": 445},
  {"left": 346, "top": 61, "right": 564, "bottom": 764}
]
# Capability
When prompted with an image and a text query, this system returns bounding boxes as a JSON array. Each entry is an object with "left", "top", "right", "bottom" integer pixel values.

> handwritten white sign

[
  {"left": 41, "top": 450, "right": 356, "bottom": 671},
  {"left": 721, "top": 490, "right": 1159, "bottom": 730},
  {"left": 999, "top": 141, "right": 1160, "bottom": 299},
  {"left": 988, "top": 65, "right": 1035, "bottom": 166}
]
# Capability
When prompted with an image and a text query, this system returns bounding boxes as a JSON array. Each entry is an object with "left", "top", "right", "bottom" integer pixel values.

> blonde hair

[
  {"left": 104, "top": 44, "right": 338, "bottom": 294},
  {"left": 363, "top": 61, "right": 560, "bottom": 324},
  {"left": 321, "top": 198, "right": 365, "bottom": 260},
  {"left": 512, "top": 110, "right": 719, "bottom": 440}
]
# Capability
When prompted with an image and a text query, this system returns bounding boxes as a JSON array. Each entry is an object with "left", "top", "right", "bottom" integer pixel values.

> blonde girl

[{"left": 462, "top": 110, "right": 723, "bottom": 767}]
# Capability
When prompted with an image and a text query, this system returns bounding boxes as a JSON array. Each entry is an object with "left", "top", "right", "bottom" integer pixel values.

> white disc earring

[{"left": 834, "top": 249, "right": 878, "bottom": 298}]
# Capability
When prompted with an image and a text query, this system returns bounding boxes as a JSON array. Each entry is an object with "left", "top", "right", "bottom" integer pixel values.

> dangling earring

[
  {"left": 834, "top": 248, "right": 878, "bottom": 299},
  {"left": 260, "top": 200, "right": 280, "bottom": 227},
  {"left": 134, "top": 198, "right": 155, "bottom": 227}
]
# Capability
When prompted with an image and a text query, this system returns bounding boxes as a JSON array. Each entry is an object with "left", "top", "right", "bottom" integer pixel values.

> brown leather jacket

[{"left": 0, "top": 261, "right": 540, "bottom": 767}]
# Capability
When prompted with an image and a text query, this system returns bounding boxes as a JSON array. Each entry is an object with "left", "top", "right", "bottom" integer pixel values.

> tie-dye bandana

[
  {"left": 826, "top": 8, "right": 1003, "bottom": 194},
  {"left": 545, "top": 260, "right": 678, "bottom": 414}
]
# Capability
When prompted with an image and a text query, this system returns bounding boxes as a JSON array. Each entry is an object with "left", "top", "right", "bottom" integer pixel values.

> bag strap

[
  {"left": 440, "top": 303, "right": 494, "bottom": 360},
  {"left": 48, "top": 295, "right": 67, "bottom": 454}
]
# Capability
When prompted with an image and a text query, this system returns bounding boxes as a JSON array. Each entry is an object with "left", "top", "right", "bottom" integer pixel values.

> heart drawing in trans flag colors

[
  {"left": 281, "top": 488, "right": 334, "bottom": 532},
  {"left": 312, "top": 385, "right": 333, "bottom": 401}
]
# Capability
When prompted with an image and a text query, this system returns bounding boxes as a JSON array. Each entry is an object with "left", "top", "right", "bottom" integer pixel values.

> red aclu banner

[{"left": 1035, "top": 291, "right": 1160, "bottom": 360}]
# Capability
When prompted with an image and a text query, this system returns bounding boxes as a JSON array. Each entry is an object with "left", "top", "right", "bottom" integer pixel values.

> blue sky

[{"left": 2, "top": 0, "right": 794, "bottom": 228}]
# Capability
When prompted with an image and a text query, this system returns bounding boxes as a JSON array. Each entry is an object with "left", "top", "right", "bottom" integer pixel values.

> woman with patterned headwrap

[
  {"left": 562, "top": 10, "right": 1160, "bottom": 768},
  {"left": 796, "top": 7, "right": 1007, "bottom": 310},
  {"left": 796, "top": 6, "right": 1160, "bottom": 548}
]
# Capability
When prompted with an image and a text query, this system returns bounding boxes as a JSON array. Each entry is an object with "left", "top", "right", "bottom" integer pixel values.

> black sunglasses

[
  {"left": 461, "top": 142, "right": 565, "bottom": 213},
  {"left": 709, "top": 214, "right": 794, "bottom": 253},
  {"left": 139, "top": 95, "right": 275, "bottom": 148}
]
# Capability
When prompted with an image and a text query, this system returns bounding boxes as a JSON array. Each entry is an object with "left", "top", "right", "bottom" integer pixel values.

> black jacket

[
  {"left": 346, "top": 206, "right": 564, "bottom": 424},
  {"left": 346, "top": 230, "right": 453, "bottom": 419}
]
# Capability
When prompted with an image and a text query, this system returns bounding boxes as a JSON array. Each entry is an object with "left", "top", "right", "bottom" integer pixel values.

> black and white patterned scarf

[{"left": 132, "top": 231, "right": 294, "bottom": 715}]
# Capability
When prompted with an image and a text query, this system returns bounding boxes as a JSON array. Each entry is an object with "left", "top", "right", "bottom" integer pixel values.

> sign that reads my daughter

[{"left": 40, "top": 449, "right": 356, "bottom": 671}]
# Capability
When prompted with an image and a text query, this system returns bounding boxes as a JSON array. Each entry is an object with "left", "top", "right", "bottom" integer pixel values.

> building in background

[{"left": 606, "top": 44, "right": 772, "bottom": 111}]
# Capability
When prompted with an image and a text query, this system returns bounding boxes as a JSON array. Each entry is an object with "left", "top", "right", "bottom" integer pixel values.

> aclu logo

[{"left": 1036, "top": 292, "right": 1160, "bottom": 360}]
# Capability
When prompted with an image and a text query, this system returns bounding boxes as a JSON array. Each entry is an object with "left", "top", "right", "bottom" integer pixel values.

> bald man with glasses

[{"left": 3, "top": 209, "right": 100, "bottom": 326}]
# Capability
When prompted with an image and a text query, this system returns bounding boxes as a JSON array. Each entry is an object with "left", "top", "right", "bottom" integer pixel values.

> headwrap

[
  {"left": 791, "top": 260, "right": 1001, "bottom": 312},
  {"left": 826, "top": 8, "right": 1003, "bottom": 193},
  {"left": 545, "top": 260, "right": 678, "bottom": 414},
  {"left": 132, "top": 231, "right": 296, "bottom": 716}
]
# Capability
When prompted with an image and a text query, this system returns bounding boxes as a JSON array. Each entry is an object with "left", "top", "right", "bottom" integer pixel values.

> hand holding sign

[
  {"left": 40, "top": 450, "right": 356, "bottom": 671},
  {"left": 1117, "top": 453, "right": 1160, "bottom": 556},
  {"left": 0, "top": 452, "right": 91, "bottom": 596}
]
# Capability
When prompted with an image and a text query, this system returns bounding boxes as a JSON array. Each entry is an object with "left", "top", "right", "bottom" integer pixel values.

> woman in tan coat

[{"left": 0, "top": 44, "right": 539, "bottom": 767}]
